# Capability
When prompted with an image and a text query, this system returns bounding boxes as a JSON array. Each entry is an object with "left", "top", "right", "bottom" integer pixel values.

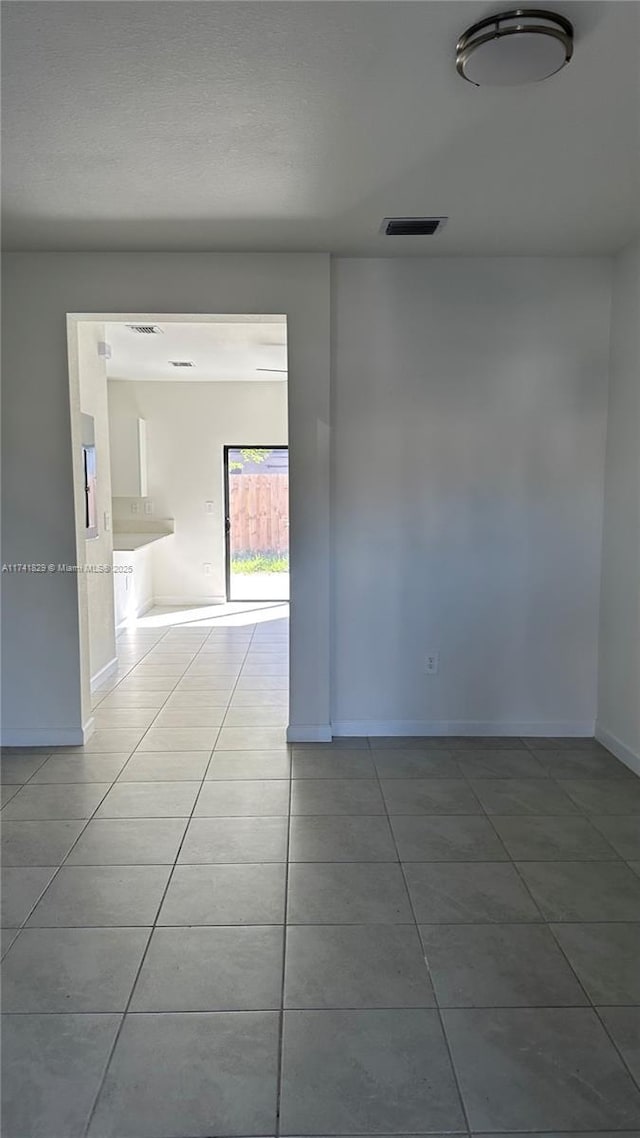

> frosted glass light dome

[{"left": 457, "top": 9, "right": 574, "bottom": 87}]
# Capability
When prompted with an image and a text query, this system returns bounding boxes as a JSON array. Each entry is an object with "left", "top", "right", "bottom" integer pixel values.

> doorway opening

[{"left": 224, "top": 446, "right": 289, "bottom": 602}]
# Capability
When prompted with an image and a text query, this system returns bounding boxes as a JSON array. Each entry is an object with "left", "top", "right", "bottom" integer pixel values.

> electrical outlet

[
  {"left": 131, "top": 501, "right": 140, "bottom": 514},
  {"left": 104, "top": 511, "right": 111, "bottom": 532},
  {"left": 205, "top": 501, "right": 215, "bottom": 515},
  {"left": 143, "top": 500, "right": 153, "bottom": 516},
  {"left": 203, "top": 563, "right": 213, "bottom": 576},
  {"left": 425, "top": 652, "right": 440, "bottom": 675}
]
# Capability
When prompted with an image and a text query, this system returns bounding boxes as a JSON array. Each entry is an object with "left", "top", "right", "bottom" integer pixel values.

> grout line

[
  {"left": 369, "top": 738, "right": 473, "bottom": 1138},
  {"left": 275, "top": 679, "right": 293, "bottom": 1138},
  {"left": 81, "top": 610, "right": 263, "bottom": 1137},
  {"left": 455, "top": 757, "right": 640, "bottom": 1090}
]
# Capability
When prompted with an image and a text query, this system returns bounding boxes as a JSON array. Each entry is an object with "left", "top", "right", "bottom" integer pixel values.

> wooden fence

[{"left": 229, "top": 474, "right": 289, "bottom": 554}]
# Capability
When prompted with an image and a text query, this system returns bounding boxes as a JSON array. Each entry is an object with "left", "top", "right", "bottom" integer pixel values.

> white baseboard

[
  {"left": 595, "top": 722, "right": 640, "bottom": 777},
  {"left": 82, "top": 715, "right": 95, "bottom": 743},
  {"left": 331, "top": 719, "right": 596, "bottom": 738},
  {"left": 153, "top": 595, "right": 227, "bottom": 607},
  {"left": 287, "top": 724, "right": 333, "bottom": 743},
  {"left": 1, "top": 726, "right": 88, "bottom": 748},
  {"left": 90, "top": 657, "right": 118, "bottom": 693},
  {"left": 116, "top": 599, "right": 155, "bottom": 631}
]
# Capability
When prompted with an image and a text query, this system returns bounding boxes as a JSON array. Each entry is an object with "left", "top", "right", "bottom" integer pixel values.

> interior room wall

[
  {"left": 107, "top": 378, "right": 288, "bottom": 604},
  {"left": 1, "top": 253, "right": 330, "bottom": 745},
  {"left": 597, "top": 238, "right": 640, "bottom": 770},
  {"left": 77, "top": 322, "right": 116, "bottom": 684},
  {"left": 331, "top": 257, "right": 612, "bottom": 736}
]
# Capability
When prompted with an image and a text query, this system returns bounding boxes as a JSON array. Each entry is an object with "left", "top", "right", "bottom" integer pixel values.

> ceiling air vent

[
  {"left": 382, "top": 217, "right": 447, "bottom": 236},
  {"left": 170, "top": 360, "right": 195, "bottom": 368},
  {"left": 128, "top": 324, "right": 163, "bottom": 335}
]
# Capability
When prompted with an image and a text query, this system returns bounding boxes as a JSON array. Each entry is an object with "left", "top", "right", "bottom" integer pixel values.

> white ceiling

[
  {"left": 2, "top": 1, "right": 639, "bottom": 255},
  {"left": 105, "top": 318, "right": 288, "bottom": 382}
]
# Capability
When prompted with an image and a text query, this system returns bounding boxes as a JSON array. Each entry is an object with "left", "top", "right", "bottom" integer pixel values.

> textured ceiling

[{"left": 2, "top": 1, "right": 639, "bottom": 254}]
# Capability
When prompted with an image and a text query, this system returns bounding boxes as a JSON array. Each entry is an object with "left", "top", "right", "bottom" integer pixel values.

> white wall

[
  {"left": 107, "top": 379, "right": 288, "bottom": 603},
  {"left": 331, "top": 258, "right": 612, "bottom": 736},
  {"left": 597, "top": 239, "right": 640, "bottom": 769},
  {"left": 1, "top": 253, "right": 330, "bottom": 745},
  {"left": 77, "top": 323, "right": 116, "bottom": 683}
]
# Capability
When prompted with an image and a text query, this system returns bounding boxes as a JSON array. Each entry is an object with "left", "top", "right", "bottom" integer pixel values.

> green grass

[{"left": 232, "top": 552, "right": 289, "bottom": 575}]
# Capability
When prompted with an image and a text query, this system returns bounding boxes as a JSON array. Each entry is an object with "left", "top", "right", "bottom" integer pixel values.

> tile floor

[{"left": 2, "top": 603, "right": 640, "bottom": 1137}]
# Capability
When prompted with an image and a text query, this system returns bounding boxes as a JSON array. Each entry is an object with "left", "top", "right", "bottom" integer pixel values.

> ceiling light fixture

[{"left": 456, "top": 9, "right": 573, "bottom": 87}]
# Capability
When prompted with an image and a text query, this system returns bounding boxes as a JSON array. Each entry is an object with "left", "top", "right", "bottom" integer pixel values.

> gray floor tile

[
  {"left": 517, "top": 860, "right": 640, "bottom": 920},
  {"left": 136, "top": 726, "right": 219, "bottom": 752},
  {"left": 163, "top": 689, "right": 232, "bottom": 708},
  {"left": 524, "top": 737, "right": 608, "bottom": 751},
  {"left": 0, "top": 752, "right": 51, "bottom": 783},
  {"left": 94, "top": 708, "right": 159, "bottom": 729},
  {"left": 537, "top": 749, "right": 636, "bottom": 779},
  {"left": 404, "top": 862, "right": 542, "bottom": 923},
  {"left": 1, "top": 782, "right": 111, "bottom": 820},
  {"left": 179, "top": 816, "right": 288, "bottom": 863},
  {"left": 98, "top": 689, "right": 169, "bottom": 708},
  {"left": 29, "top": 753, "right": 130, "bottom": 782},
  {"left": 1, "top": 866, "right": 57, "bottom": 926},
  {"left": 420, "top": 923, "right": 587, "bottom": 1007},
  {"left": 631, "top": 861, "right": 640, "bottom": 878},
  {"left": 280, "top": 1008, "right": 465, "bottom": 1134},
  {"left": 206, "top": 749, "right": 291, "bottom": 779},
  {"left": 158, "top": 863, "right": 286, "bottom": 925},
  {"left": 380, "top": 778, "right": 482, "bottom": 815},
  {"left": 66, "top": 818, "right": 188, "bottom": 864},
  {"left": 79, "top": 728, "right": 147, "bottom": 752},
  {"left": 472, "top": 1133, "right": 640, "bottom": 1138},
  {"left": 1, "top": 784, "right": 20, "bottom": 806},
  {"left": 292, "top": 751, "right": 376, "bottom": 778},
  {"left": 223, "top": 707, "right": 287, "bottom": 727},
  {"left": 449, "top": 736, "right": 526, "bottom": 750},
  {"left": 590, "top": 816, "right": 640, "bottom": 859},
  {"left": 390, "top": 815, "right": 508, "bottom": 861},
  {"left": 287, "top": 863, "right": 413, "bottom": 924},
  {"left": 294, "top": 738, "right": 369, "bottom": 751},
  {"left": 2, "top": 926, "right": 150, "bottom": 1011},
  {"left": 456, "top": 750, "right": 548, "bottom": 778},
  {"left": 284, "top": 924, "right": 435, "bottom": 1009},
  {"left": 87, "top": 1011, "right": 279, "bottom": 1138},
  {"left": 372, "top": 749, "right": 462, "bottom": 779},
  {"left": 598, "top": 1007, "right": 640, "bottom": 1084},
  {"left": 216, "top": 726, "right": 287, "bottom": 749},
  {"left": 369, "top": 736, "right": 455, "bottom": 749},
  {"left": 27, "top": 865, "right": 171, "bottom": 926},
  {"left": 1, "top": 1013, "right": 121, "bottom": 1138},
  {"left": 551, "top": 923, "right": 640, "bottom": 1004},
  {"left": 563, "top": 778, "right": 640, "bottom": 815},
  {"left": 291, "top": 778, "right": 384, "bottom": 815},
  {"left": 469, "top": 778, "right": 579, "bottom": 815},
  {"left": 131, "top": 925, "right": 283, "bottom": 1011},
  {"left": 1, "top": 819, "right": 85, "bottom": 865},
  {"left": 152, "top": 706, "right": 227, "bottom": 727},
  {"left": 195, "top": 778, "right": 289, "bottom": 816},
  {"left": 117, "top": 750, "right": 211, "bottom": 781},
  {"left": 1, "top": 927, "right": 20, "bottom": 957},
  {"left": 442, "top": 1007, "right": 640, "bottom": 1131},
  {"left": 491, "top": 815, "right": 620, "bottom": 861},
  {"left": 95, "top": 781, "right": 200, "bottom": 817},
  {"left": 289, "top": 815, "right": 397, "bottom": 861}
]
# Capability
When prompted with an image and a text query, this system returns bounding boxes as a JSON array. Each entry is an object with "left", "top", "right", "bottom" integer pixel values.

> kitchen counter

[{"left": 112, "top": 530, "right": 173, "bottom": 552}]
